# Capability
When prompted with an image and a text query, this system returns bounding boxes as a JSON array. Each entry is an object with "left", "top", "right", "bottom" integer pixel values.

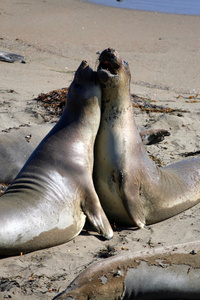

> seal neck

[
  {"left": 55, "top": 95, "right": 101, "bottom": 135},
  {"left": 101, "top": 77, "right": 132, "bottom": 113}
]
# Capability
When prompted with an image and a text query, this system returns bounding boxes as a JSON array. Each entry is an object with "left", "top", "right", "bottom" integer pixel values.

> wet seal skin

[
  {"left": 54, "top": 241, "right": 200, "bottom": 299},
  {"left": 0, "top": 60, "right": 113, "bottom": 256},
  {"left": 93, "top": 48, "right": 200, "bottom": 228}
]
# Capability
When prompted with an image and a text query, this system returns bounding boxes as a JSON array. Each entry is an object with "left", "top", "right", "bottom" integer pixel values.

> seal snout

[
  {"left": 98, "top": 48, "right": 121, "bottom": 78},
  {"left": 102, "top": 47, "right": 117, "bottom": 57},
  {"left": 76, "top": 60, "right": 95, "bottom": 82},
  {"left": 80, "top": 60, "right": 89, "bottom": 69}
]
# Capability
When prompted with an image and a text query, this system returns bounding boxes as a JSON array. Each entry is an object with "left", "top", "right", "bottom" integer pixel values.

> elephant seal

[
  {"left": 0, "top": 60, "right": 113, "bottom": 256},
  {"left": 0, "top": 124, "right": 54, "bottom": 183},
  {"left": 94, "top": 48, "right": 200, "bottom": 227},
  {"left": 0, "top": 51, "right": 25, "bottom": 63},
  {"left": 54, "top": 241, "right": 200, "bottom": 299}
]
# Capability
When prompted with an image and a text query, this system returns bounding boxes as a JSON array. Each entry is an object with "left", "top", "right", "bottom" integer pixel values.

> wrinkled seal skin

[
  {"left": 54, "top": 241, "right": 200, "bottom": 300},
  {"left": 0, "top": 61, "right": 113, "bottom": 256},
  {"left": 93, "top": 48, "right": 200, "bottom": 228}
]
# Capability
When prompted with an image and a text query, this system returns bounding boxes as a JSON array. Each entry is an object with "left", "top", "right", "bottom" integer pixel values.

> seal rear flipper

[{"left": 81, "top": 192, "right": 113, "bottom": 240}]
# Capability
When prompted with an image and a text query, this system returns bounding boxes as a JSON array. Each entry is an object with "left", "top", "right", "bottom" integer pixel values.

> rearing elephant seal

[
  {"left": 94, "top": 48, "right": 200, "bottom": 227},
  {"left": 0, "top": 60, "right": 113, "bottom": 256}
]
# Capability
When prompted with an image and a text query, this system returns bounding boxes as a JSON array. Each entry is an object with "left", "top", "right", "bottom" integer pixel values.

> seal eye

[
  {"left": 123, "top": 60, "right": 129, "bottom": 67},
  {"left": 74, "top": 82, "right": 81, "bottom": 90}
]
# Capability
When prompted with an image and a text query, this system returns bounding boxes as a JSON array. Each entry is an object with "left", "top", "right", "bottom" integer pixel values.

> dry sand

[{"left": 0, "top": 0, "right": 200, "bottom": 299}]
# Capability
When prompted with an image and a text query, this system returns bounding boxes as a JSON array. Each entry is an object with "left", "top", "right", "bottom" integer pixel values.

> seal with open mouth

[
  {"left": 0, "top": 60, "right": 113, "bottom": 256},
  {"left": 93, "top": 48, "right": 200, "bottom": 227}
]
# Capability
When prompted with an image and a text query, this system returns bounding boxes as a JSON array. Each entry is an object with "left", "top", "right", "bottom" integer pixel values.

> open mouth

[
  {"left": 98, "top": 55, "right": 120, "bottom": 75},
  {"left": 98, "top": 60, "right": 116, "bottom": 74}
]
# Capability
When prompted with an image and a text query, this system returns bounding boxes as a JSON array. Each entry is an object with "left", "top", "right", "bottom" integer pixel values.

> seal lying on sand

[
  {"left": 0, "top": 51, "right": 25, "bottom": 63},
  {"left": 54, "top": 241, "right": 200, "bottom": 299},
  {"left": 0, "top": 60, "right": 113, "bottom": 256},
  {"left": 94, "top": 48, "right": 200, "bottom": 227},
  {"left": 0, "top": 124, "right": 54, "bottom": 183}
]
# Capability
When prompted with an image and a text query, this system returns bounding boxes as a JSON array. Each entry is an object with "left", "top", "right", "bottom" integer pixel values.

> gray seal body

[{"left": 0, "top": 61, "right": 113, "bottom": 256}]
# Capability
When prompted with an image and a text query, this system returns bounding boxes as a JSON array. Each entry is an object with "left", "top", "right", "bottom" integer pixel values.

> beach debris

[
  {"left": 35, "top": 88, "right": 186, "bottom": 118},
  {"left": 0, "top": 273, "right": 62, "bottom": 296},
  {"left": 148, "top": 153, "right": 165, "bottom": 167},
  {"left": 177, "top": 94, "right": 200, "bottom": 103},
  {"left": 179, "top": 150, "right": 200, "bottom": 157},
  {"left": 132, "top": 94, "right": 188, "bottom": 113},
  {"left": 0, "top": 51, "right": 25, "bottom": 63},
  {"left": 0, "top": 183, "right": 9, "bottom": 196},
  {"left": 34, "top": 88, "right": 68, "bottom": 117},
  {"left": 190, "top": 250, "right": 197, "bottom": 255},
  {"left": 97, "top": 245, "right": 116, "bottom": 258},
  {"left": 25, "top": 134, "right": 32, "bottom": 143},
  {"left": 1, "top": 123, "right": 30, "bottom": 133}
]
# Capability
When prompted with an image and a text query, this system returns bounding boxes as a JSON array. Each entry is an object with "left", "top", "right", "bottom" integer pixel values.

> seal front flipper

[
  {"left": 140, "top": 129, "right": 170, "bottom": 145},
  {"left": 122, "top": 187, "right": 145, "bottom": 229},
  {"left": 81, "top": 189, "right": 113, "bottom": 240},
  {"left": 115, "top": 171, "right": 145, "bottom": 228}
]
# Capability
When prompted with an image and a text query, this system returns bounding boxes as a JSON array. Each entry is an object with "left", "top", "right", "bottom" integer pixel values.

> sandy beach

[{"left": 0, "top": 0, "right": 200, "bottom": 298}]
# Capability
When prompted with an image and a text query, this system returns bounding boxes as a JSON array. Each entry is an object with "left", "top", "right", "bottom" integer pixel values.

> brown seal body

[
  {"left": 0, "top": 61, "right": 113, "bottom": 256},
  {"left": 93, "top": 48, "right": 200, "bottom": 228},
  {"left": 54, "top": 241, "right": 200, "bottom": 299}
]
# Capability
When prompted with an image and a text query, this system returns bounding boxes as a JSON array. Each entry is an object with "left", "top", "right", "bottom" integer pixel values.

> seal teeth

[{"left": 98, "top": 61, "right": 115, "bottom": 74}]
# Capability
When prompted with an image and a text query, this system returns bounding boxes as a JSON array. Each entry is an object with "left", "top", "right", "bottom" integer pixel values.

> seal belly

[
  {"left": 0, "top": 171, "right": 85, "bottom": 255},
  {"left": 0, "top": 193, "right": 86, "bottom": 255}
]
